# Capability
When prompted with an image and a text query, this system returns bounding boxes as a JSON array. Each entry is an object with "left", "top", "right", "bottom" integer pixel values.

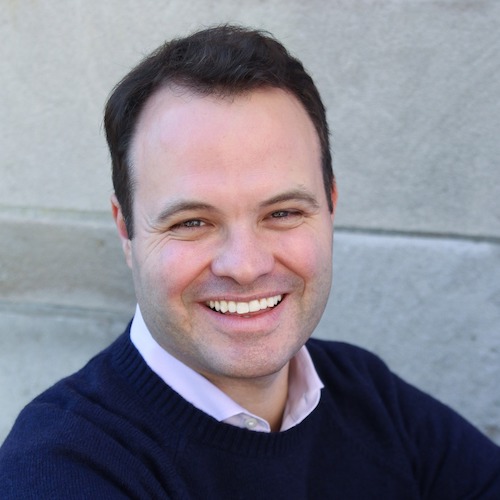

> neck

[{"left": 208, "top": 364, "right": 290, "bottom": 432}]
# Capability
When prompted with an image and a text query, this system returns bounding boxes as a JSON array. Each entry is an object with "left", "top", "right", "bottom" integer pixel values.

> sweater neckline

[{"left": 111, "top": 330, "right": 324, "bottom": 457}]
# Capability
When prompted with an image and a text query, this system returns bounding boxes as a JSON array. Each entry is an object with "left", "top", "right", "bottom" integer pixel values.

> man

[{"left": 1, "top": 25, "right": 499, "bottom": 498}]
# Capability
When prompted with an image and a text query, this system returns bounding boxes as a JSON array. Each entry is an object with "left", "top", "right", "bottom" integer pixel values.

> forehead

[
  {"left": 133, "top": 85, "right": 319, "bottom": 155},
  {"left": 129, "top": 86, "right": 323, "bottom": 204}
]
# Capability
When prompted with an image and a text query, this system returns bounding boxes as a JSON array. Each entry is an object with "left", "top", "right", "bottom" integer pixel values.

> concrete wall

[{"left": 1, "top": 0, "right": 499, "bottom": 444}]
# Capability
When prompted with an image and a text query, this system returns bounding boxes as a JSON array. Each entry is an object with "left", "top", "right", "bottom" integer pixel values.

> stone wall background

[{"left": 1, "top": 0, "right": 499, "bottom": 443}]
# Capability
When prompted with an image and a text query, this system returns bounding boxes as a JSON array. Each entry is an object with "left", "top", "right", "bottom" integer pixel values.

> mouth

[{"left": 206, "top": 295, "right": 283, "bottom": 315}]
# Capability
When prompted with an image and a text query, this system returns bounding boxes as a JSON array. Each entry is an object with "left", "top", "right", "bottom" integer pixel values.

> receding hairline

[{"left": 126, "top": 82, "right": 324, "bottom": 190}]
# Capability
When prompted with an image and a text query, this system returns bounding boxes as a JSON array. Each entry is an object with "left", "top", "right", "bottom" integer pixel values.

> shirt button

[{"left": 244, "top": 417, "right": 258, "bottom": 430}]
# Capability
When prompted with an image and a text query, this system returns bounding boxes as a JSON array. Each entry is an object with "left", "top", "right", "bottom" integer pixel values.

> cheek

[
  {"left": 149, "top": 242, "right": 213, "bottom": 297},
  {"left": 277, "top": 228, "right": 333, "bottom": 279}
]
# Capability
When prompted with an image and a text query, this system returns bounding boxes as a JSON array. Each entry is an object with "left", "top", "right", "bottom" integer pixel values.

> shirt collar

[{"left": 130, "top": 304, "right": 323, "bottom": 432}]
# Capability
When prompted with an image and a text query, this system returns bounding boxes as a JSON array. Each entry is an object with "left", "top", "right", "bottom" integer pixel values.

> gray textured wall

[{"left": 1, "top": 0, "right": 499, "bottom": 444}]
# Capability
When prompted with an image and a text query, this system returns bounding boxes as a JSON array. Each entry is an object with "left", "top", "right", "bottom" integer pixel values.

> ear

[
  {"left": 111, "top": 194, "right": 133, "bottom": 269},
  {"left": 330, "top": 182, "right": 338, "bottom": 222}
]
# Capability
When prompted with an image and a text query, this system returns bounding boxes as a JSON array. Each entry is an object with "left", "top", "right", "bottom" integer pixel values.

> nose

[{"left": 211, "top": 226, "right": 274, "bottom": 285}]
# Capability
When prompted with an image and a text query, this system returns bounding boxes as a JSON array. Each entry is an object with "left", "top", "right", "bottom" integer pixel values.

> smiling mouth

[{"left": 207, "top": 295, "right": 283, "bottom": 315}]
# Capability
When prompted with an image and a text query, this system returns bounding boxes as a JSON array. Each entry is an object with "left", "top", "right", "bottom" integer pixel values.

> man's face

[{"left": 113, "top": 86, "right": 335, "bottom": 387}]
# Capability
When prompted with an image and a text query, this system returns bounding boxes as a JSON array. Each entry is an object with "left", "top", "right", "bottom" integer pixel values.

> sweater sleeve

[
  {"left": 0, "top": 403, "right": 175, "bottom": 499},
  {"left": 392, "top": 373, "right": 500, "bottom": 499},
  {"left": 308, "top": 339, "right": 500, "bottom": 499}
]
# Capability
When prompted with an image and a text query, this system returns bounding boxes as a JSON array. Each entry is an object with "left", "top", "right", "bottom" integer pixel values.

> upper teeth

[{"left": 208, "top": 295, "right": 282, "bottom": 314}]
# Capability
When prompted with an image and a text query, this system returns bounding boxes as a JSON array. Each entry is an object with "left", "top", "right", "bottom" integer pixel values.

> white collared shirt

[{"left": 130, "top": 305, "right": 323, "bottom": 432}]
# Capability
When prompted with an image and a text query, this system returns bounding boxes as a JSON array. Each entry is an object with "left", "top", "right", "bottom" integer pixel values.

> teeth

[
  {"left": 249, "top": 300, "right": 260, "bottom": 313},
  {"left": 236, "top": 303, "right": 250, "bottom": 314},
  {"left": 207, "top": 295, "right": 283, "bottom": 315}
]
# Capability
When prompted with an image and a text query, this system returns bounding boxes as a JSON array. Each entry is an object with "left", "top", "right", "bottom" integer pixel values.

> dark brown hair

[{"left": 104, "top": 25, "right": 333, "bottom": 238}]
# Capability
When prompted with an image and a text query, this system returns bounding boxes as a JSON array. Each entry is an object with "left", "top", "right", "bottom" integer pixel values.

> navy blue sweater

[{"left": 1, "top": 330, "right": 499, "bottom": 499}]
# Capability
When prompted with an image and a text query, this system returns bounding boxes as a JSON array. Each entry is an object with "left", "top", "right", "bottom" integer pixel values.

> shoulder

[
  {"left": 306, "top": 336, "right": 385, "bottom": 364},
  {"left": 0, "top": 330, "right": 131, "bottom": 451},
  {"left": 306, "top": 337, "right": 500, "bottom": 498},
  {"left": 306, "top": 337, "right": 462, "bottom": 427},
  {"left": 305, "top": 337, "right": 393, "bottom": 387},
  {"left": 0, "top": 329, "right": 176, "bottom": 497}
]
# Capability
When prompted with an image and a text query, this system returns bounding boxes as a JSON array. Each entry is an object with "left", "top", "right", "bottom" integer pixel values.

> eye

[
  {"left": 270, "top": 210, "right": 300, "bottom": 219},
  {"left": 181, "top": 219, "right": 205, "bottom": 228},
  {"left": 266, "top": 209, "right": 304, "bottom": 229},
  {"left": 170, "top": 219, "right": 207, "bottom": 231}
]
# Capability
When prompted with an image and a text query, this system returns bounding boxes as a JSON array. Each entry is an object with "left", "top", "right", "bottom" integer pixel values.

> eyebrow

[
  {"left": 152, "top": 188, "right": 320, "bottom": 226},
  {"left": 152, "top": 201, "right": 218, "bottom": 226},
  {"left": 259, "top": 188, "right": 320, "bottom": 210}
]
